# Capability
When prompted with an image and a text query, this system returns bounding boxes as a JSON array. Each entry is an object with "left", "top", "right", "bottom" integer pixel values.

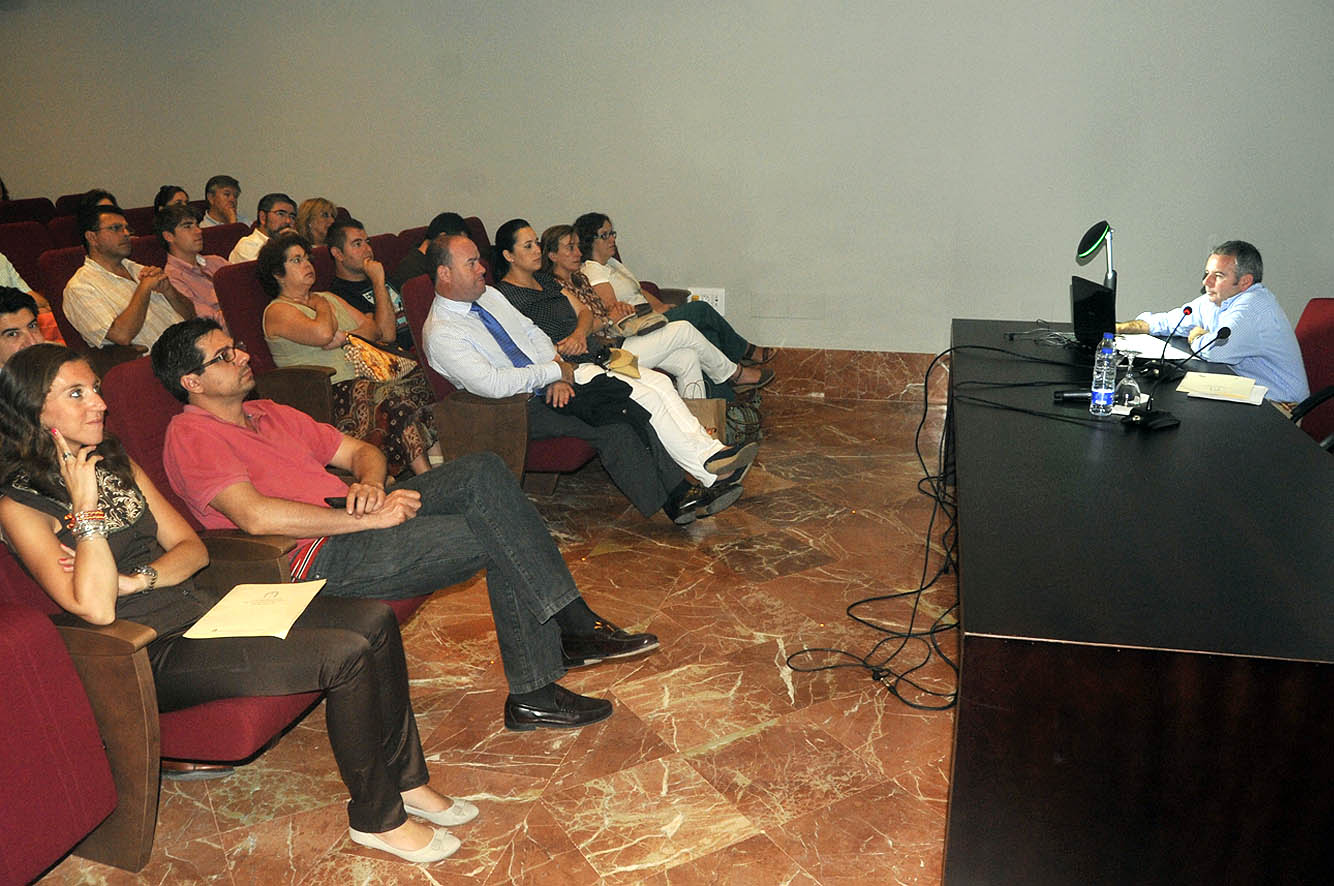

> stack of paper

[
  {"left": 1176, "top": 372, "right": 1267, "bottom": 405},
  {"left": 1115, "top": 333, "right": 1194, "bottom": 361}
]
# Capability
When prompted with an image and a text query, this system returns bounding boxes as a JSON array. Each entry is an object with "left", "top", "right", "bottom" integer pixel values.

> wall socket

[{"left": 687, "top": 287, "right": 725, "bottom": 315}]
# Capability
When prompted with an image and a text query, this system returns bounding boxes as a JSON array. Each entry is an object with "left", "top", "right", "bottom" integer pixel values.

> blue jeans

[{"left": 304, "top": 452, "right": 577, "bottom": 694}]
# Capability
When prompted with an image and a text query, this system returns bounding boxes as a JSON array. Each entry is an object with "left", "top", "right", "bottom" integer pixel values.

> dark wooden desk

[{"left": 943, "top": 319, "right": 1334, "bottom": 885}]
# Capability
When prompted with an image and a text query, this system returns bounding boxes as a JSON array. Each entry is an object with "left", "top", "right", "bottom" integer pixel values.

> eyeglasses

[
  {"left": 268, "top": 209, "right": 296, "bottom": 220},
  {"left": 594, "top": 230, "right": 617, "bottom": 240},
  {"left": 286, "top": 254, "right": 311, "bottom": 266},
  {"left": 97, "top": 223, "right": 132, "bottom": 235},
  {"left": 192, "top": 342, "right": 245, "bottom": 374}
]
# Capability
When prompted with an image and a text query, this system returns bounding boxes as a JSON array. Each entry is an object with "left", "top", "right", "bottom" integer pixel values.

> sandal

[{"left": 741, "top": 346, "right": 778, "bottom": 366}]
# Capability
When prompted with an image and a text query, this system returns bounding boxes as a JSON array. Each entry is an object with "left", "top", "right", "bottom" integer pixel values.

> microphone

[
  {"left": 1145, "top": 326, "right": 1232, "bottom": 405},
  {"left": 1141, "top": 306, "right": 1193, "bottom": 381}
]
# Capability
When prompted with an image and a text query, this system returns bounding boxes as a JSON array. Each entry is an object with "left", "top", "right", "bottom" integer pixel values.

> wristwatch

[{"left": 132, "top": 564, "right": 158, "bottom": 591}]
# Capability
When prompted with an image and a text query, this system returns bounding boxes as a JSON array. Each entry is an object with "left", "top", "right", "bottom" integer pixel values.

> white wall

[{"left": 3, "top": 0, "right": 1331, "bottom": 353}]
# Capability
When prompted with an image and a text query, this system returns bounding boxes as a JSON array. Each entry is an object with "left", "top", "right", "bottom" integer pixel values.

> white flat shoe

[
  {"left": 403, "top": 797, "right": 479, "bottom": 827},
  {"left": 348, "top": 826, "right": 460, "bottom": 863}
]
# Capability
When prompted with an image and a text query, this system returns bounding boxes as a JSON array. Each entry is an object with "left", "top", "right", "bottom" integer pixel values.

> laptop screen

[{"left": 1070, "top": 275, "right": 1115, "bottom": 348}]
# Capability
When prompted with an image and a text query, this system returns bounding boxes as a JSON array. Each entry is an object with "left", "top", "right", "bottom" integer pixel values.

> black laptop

[{"left": 1070, "top": 275, "right": 1115, "bottom": 349}]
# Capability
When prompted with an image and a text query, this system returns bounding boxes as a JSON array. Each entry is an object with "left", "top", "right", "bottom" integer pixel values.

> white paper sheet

[
  {"left": 183, "top": 580, "right": 325, "bottom": 640},
  {"left": 1114, "top": 333, "right": 1193, "bottom": 361}
]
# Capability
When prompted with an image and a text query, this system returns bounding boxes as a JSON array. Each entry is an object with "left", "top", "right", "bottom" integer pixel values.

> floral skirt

[{"left": 331, "top": 372, "right": 436, "bottom": 474}]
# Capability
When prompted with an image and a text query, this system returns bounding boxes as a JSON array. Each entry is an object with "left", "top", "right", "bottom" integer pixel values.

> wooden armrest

[
  {"left": 52, "top": 614, "right": 156, "bottom": 656},
  {"left": 196, "top": 530, "right": 300, "bottom": 592},
  {"left": 255, "top": 365, "right": 336, "bottom": 423},
  {"left": 432, "top": 390, "right": 529, "bottom": 480},
  {"left": 51, "top": 614, "right": 161, "bottom": 872},
  {"left": 202, "top": 530, "right": 297, "bottom": 560}
]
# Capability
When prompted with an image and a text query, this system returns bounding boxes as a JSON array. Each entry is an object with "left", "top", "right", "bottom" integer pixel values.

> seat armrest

[
  {"left": 49, "top": 615, "right": 161, "bottom": 872},
  {"left": 1290, "top": 384, "right": 1334, "bottom": 424},
  {"left": 51, "top": 614, "right": 156, "bottom": 656},
  {"left": 651, "top": 286, "right": 691, "bottom": 307},
  {"left": 255, "top": 365, "right": 336, "bottom": 423},
  {"left": 197, "top": 530, "right": 300, "bottom": 593},
  {"left": 432, "top": 391, "right": 529, "bottom": 480}
]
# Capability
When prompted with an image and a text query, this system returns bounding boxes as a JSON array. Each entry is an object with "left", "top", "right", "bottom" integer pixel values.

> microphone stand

[{"left": 1130, "top": 328, "right": 1232, "bottom": 430}]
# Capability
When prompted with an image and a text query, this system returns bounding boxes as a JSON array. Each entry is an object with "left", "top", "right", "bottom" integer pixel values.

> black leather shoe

[
  {"left": 704, "top": 442, "right": 759, "bottom": 481},
  {"left": 504, "top": 685, "right": 613, "bottom": 731},
  {"left": 563, "top": 620, "right": 661, "bottom": 668},
  {"left": 699, "top": 481, "right": 743, "bottom": 517},
  {"left": 663, "top": 483, "right": 704, "bottom": 525}
]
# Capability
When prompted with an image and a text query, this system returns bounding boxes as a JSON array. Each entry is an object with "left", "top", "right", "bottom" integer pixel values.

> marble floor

[{"left": 41, "top": 393, "right": 959, "bottom": 885}]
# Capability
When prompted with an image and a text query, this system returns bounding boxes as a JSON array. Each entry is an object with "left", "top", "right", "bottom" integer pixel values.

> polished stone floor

[{"left": 42, "top": 394, "right": 959, "bottom": 885}]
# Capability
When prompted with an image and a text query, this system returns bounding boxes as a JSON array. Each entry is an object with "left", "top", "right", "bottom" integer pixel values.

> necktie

[{"left": 471, "top": 302, "right": 533, "bottom": 368}]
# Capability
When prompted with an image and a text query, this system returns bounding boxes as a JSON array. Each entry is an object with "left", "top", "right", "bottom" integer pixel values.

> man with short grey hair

[{"left": 1116, "top": 240, "right": 1309, "bottom": 402}]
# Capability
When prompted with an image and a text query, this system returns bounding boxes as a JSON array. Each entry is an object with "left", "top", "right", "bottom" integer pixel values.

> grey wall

[{"left": 3, "top": 0, "right": 1331, "bottom": 353}]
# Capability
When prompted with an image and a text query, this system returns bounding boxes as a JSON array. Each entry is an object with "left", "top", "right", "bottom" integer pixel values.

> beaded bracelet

[{"left": 65, "top": 510, "right": 108, "bottom": 541}]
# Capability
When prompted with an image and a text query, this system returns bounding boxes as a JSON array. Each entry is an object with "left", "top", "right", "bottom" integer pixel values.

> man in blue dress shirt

[{"left": 1116, "top": 241, "right": 1309, "bottom": 402}]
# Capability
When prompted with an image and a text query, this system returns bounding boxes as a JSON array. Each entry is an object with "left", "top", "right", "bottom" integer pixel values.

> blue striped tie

[{"left": 470, "top": 302, "right": 533, "bottom": 368}]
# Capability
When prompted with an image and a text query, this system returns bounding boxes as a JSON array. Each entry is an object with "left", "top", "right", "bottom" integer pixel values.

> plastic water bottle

[{"left": 1089, "top": 332, "right": 1116, "bottom": 416}]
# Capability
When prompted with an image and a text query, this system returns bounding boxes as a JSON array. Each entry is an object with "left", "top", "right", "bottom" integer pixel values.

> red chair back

[
  {"left": 46, "top": 214, "right": 81, "bottom": 248},
  {"left": 310, "top": 245, "right": 334, "bottom": 291},
  {"left": 463, "top": 216, "right": 495, "bottom": 284},
  {"left": 402, "top": 275, "right": 456, "bottom": 401},
  {"left": 52, "top": 193, "right": 84, "bottom": 216},
  {"left": 0, "top": 197, "right": 56, "bottom": 225},
  {"left": 122, "top": 206, "right": 157, "bottom": 238},
  {"left": 1295, "top": 298, "right": 1334, "bottom": 444},
  {"left": 38, "top": 246, "right": 94, "bottom": 351},
  {"left": 201, "top": 222, "right": 248, "bottom": 259},
  {"left": 130, "top": 234, "right": 167, "bottom": 269},
  {"left": 0, "top": 221, "right": 55, "bottom": 290},
  {"left": 398, "top": 225, "right": 427, "bottom": 250},
  {"left": 369, "top": 233, "right": 406, "bottom": 277},
  {"left": 101, "top": 357, "right": 202, "bottom": 532},
  {"left": 213, "top": 261, "right": 277, "bottom": 373}
]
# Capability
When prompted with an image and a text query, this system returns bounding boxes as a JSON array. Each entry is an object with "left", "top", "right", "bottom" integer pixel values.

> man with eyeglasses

[
  {"left": 63, "top": 205, "right": 196, "bottom": 350},
  {"left": 228, "top": 192, "right": 298, "bottom": 263},
  {"left": 152, "top": 317, "right": 659, "bottom": 731},
  {"left": 158, "top": 203, "right": 229, "bottom": 323}
]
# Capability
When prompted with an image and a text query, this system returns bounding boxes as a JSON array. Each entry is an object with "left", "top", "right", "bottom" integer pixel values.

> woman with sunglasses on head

[
  {"left": 573, "top": 213, "right": 778, "bottom": 395},
  {"left": 296, "top": 197, "right": 338, "bottom": 246},
  {"left": 258, "top": 231, "right": 439, "bottom": 475},
  {"left": 0, "top": 344, "right": 475, "bottom": 864}
]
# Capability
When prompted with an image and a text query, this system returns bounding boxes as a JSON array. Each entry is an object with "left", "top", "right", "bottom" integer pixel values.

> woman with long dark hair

[{"left": 0, "top": 344, "right": 475, "bottom": 863}]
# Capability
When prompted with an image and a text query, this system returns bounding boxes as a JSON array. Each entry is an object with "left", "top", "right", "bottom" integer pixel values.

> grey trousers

[{"left": 305, "top": 451, "right": 579, "bottom": 694}]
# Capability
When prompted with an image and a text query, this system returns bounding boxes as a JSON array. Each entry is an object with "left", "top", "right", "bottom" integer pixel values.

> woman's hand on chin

[{"left": 51, "top": 428, "right": 102, "bottom": 512}]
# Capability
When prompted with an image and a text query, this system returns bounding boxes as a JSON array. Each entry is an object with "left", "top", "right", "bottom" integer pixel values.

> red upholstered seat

[
  {"left": 46, "top": 214, "right": 81, "bottom": 248},
  {"left": 1293, "top": 298, "right": 1334, "bottom": 445},
  {"left": 0, "top": 220, "right": 55, "bottom": 290},
  {"left": 0, "top": 598, "right": 117, "bottom": 884},
  {"left": 53, "top": 193, "right": 85, "bottom": 216},
  {"left": 38, "top": 244, "right": 94, "bottom": 351},
  {"left": 370, "top": 232, "right": 407, "bottom": 277},
  {"left": 122, "top": 206, "right": 157, "bottom": 238},
  {"left": 130, "top": 234, "right": 167, "bottom": 269},
  {"left": 0, "top": 196, "right": 56, "bottom": 225},
  {"left": 464, "top": 216, "right": 496, "bottom": 285},
  {"left": 399, "top": 274, "right": 597, "bottom": 478},
  {"left": 200, "top": 222, "right": 249, "bottom": 259}
]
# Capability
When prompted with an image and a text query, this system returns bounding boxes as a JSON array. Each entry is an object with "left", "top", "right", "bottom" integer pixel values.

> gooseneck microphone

[
  {"left": 1141, "top": 306, "right": 1193, "bottom": 381},
  {"left": 1145, "top": 326, "right": 1231, "bottom": 407}
]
